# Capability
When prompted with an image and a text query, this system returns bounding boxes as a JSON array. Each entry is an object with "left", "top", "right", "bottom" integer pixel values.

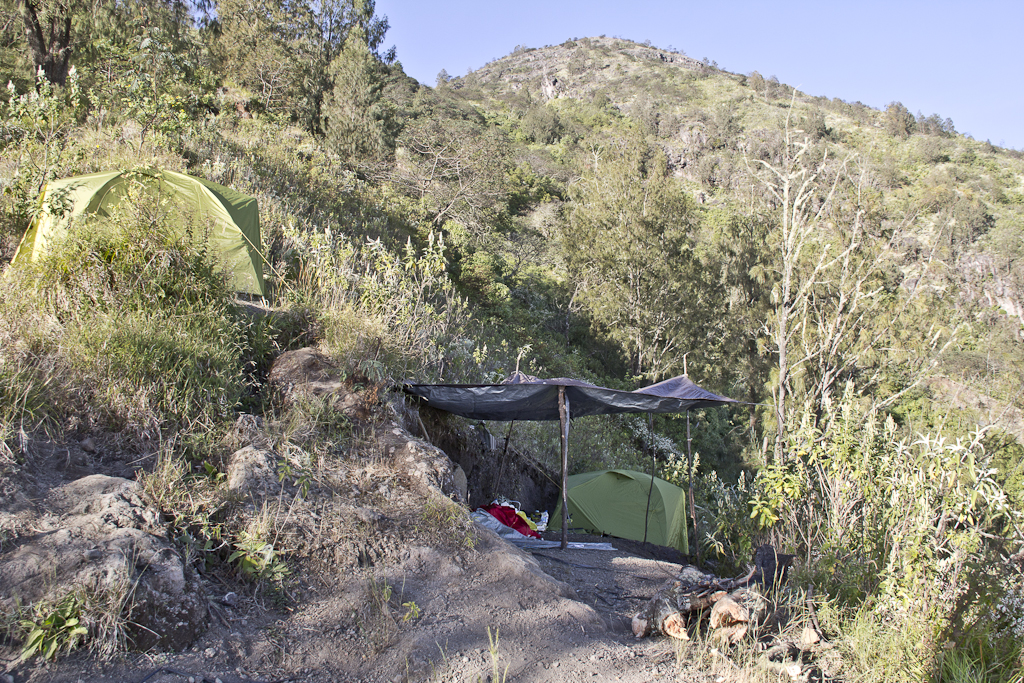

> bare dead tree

[
  {"left": 746, "top": 100, "right": 849, "bottom": 462},
  {"left": 745, "top": 94, "right": 940, "bottom": 461}
]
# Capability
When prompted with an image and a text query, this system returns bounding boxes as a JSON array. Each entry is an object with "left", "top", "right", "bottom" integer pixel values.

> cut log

[
  {"left": 799, "top": 626, "right": 821, "bottom": 649},
  {"left": 632, "top": 573, "right": 731, "bottom": 638},
  {"left": 652, "top": 593, "right": 682, "bottom": 631},
  {"left": 710, "top": 595, "right": 748, "bottom": 627},
  {"left": 631, "top": 556, "right": 783, "bottom": 640},
  {"left": 710, "top": 595, "right": 750, "bottom": 644},
  {"left": 717, "top": 623, "right": 749, "bottom": 644},
  {"left": 731, "top": 586, "right": 769, "bottom": 625},
  {"left": 661, "top": 612, "right": 689, "bottom": 640}
]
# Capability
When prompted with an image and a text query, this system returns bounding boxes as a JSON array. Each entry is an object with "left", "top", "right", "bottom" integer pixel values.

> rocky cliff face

[{"left": 467, "top": 36, "right": 703, "bottom": 104}]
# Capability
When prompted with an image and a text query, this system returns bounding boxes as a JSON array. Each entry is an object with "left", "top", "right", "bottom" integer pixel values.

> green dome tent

[
  {"left": 12, "top": 169, "right": 266, "bottom": 296},
  {"left": 549, "top": 469, "right": 689, "bottom": 554}
]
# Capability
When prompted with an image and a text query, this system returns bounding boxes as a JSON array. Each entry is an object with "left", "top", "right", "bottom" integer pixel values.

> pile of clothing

[
  {"left": 470, "top": 498, "right": 543, "bottom": 542},
  {"left": 477, "top": 502, "right": 541, "bottom": 539},
  {"left": 470, "top": 499, "right": 617, "bottom": 551}
]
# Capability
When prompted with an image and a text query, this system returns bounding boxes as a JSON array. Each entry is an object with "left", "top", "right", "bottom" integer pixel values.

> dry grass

[
  {"left": 360, "top": 570, "right": 399, "bottom": 652},
  {"left": 419, "top": 495, "right": 478, "bottom": 551},
  {"left": 0, "top": 191, "right": 249, "bottom": 440}
]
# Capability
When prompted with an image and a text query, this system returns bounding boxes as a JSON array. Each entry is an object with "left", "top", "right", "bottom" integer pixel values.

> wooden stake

[{"left": 559, "top": 386, "right": 570, "bottom": 550}]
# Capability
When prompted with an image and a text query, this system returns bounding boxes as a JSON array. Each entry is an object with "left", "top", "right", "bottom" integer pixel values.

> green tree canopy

[
  {"left": 885, "top": 101, "right": 915, "bottom": 139},
  {"left": 564, "top": 134, "right": 717, "bottom": 381},
  {"left": 215, "top": 0, "right": 392, "bottom": 134},
  {"left": 322, "top": 23, "right": 396, "bottom": 162}
]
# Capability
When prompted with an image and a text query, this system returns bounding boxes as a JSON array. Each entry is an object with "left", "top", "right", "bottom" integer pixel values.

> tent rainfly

[
  {"left": 404, "top": 372, "right": 737, "bottom": 549},
  {"left": 549, "top": 469, "right": 690, "bottom": 554},
  {"left": 12, "top": 169, "right": 266, "bottom": 296}
]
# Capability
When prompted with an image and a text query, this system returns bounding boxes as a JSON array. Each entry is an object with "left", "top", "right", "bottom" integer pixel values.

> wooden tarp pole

[
  {"left": 687, "top": 410, "right": 699, "bottom": 565},
  {"left": 492, "top": 420, "right": 516, "bottom": 494},
  {"left": 643, "top": 412, "right": 654, "bottom": 544},
  {"left": 559, "top": 386, "right": 570, "bottom": 550}
]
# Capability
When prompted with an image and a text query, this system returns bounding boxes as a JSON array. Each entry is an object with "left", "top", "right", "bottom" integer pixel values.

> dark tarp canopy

[
  {"left": 403, "top": 372, "right": 736, "bottom": 552},
  {"left": 403, "top": 372, "right": 735, "bottom": 422}
]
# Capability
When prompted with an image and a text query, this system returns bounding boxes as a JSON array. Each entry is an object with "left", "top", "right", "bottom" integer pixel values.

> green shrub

[
  {"left": 699, "top": 384, "right": 1020, "bottom": 679},
  {"left": 420, "top": 495, "right": 477, "bottom": 550},
  {"left": 229, "top": 532, "right": 290, "bottom": 583},
  {"left": 141, "top": 448, "right": 227, "bottom": 570},
  {"left": 988, "top": 430, "right": 1024, "bottom": 512}
]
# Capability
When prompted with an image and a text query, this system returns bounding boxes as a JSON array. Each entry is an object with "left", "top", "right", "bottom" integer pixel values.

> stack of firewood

[
  {"left": 631, "top": 546, "right": 833, "bottom": 680},
  {"left": 631, "top": 545, "right": 795, "bottom": 642}
]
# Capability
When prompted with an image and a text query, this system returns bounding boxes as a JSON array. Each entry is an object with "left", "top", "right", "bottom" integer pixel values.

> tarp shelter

[
  {"left": 12, "top": 169, "right": 266, "bottom": 296},
  {"left": 404, "top": 372, "right": 734, "bottom": 421},
  {"left": 549, "top": 469, "right": 689, "bottom": 554},
  {"left": 404, "top": 372, "right": 736, "bottom": 549}
]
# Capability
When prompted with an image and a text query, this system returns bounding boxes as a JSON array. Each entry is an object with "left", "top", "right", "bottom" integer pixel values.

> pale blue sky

[{"left": 375, "top": 0, "right": 1023, "bottom": 150}]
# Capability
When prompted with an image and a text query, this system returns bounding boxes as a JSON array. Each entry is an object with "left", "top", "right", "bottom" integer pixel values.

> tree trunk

[{"left": 18, "top": 0, "right": 75, "bottom": 86}]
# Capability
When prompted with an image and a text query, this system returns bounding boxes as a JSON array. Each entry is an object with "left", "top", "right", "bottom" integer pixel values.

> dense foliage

[{"left": 2, "top": 6, "right": 1024, "bottom": 678}]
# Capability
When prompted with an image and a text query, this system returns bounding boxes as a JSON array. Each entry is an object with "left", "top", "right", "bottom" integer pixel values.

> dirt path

[
  {"left": 530, "top": 541, "right": 686, "bottom": 632},
  {"left": 11, "top": 524, "right": 702, "bottom": 683}
]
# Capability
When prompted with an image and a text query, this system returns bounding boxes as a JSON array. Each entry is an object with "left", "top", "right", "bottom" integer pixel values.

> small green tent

[
  {"left": 549, "top": 469, "right": 688, "bottom": 554},
  {"left": 12, "top": 169, "right": 266, "bottom": 296}
]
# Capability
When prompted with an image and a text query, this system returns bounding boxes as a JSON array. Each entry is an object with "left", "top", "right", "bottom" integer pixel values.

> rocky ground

[
  {"left": 0, "top": 349, "right": 823, "bottom": 683},
  {"left": 0, "top": 447, "right": 707, "bottom": 683}
]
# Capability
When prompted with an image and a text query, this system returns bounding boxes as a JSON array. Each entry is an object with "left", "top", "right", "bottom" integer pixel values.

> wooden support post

[
  {"left": 687, "top": 410, "right": 699, "bottom": 565},
  {"left": 644, "top": 412, "right": 654, "bottom": 544},
  {"left": 492, "top": 420, "right": 516, "bottom": 494},
  {"left": 559, "top": 386, "right": 570, "bottom": 550}
]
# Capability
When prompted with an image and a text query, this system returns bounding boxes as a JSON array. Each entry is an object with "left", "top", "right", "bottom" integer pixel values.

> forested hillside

[{"left": 2, "top": 1, "right": 1023, "bottom": 680}]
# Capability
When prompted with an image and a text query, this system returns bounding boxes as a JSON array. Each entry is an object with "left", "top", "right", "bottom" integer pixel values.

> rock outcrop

[
  {"left": 382, "top": 424, "right": 467, "bottom": 503},
  {"left": 226, "top": 445, "right": 279, "bottom": 496},
  {"left": 0, "top": 475, "right": 207, "bottom": 651},
  {"left": 269, "top": 347, "right": 468, "bottom": 504}
]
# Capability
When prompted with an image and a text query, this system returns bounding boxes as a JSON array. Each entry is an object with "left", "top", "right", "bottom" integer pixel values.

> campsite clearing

[
  {"left": 3, "top": 436, "right": 711, "bottom": 683},
  {"left": 1, "top": 354, "right": 785, "bottom": 682}
]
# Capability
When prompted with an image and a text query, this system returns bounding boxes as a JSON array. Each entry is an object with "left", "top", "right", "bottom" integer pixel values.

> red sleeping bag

[{"left": 480, "top": 504, "right": 541, "bottom": 539}]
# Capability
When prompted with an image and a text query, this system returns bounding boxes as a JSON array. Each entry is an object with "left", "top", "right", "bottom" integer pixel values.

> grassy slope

[{"left": 453, "top": 36, "right": 1024, "bottom": 428}]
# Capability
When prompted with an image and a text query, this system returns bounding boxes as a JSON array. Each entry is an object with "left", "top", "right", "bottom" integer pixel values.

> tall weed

[
  {"left": 0, "top": 69, "right": 85, "bottom": 256},
  {"left": 282, "top": 225, "right": 471, "bottom": 381}
]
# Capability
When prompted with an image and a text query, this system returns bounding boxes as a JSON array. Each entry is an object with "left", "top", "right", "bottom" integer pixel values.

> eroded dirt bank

[{"left": 5, "top": 491, "right": 696, "bottom": 683}]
